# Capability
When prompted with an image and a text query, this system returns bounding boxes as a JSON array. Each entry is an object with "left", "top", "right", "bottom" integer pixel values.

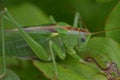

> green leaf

[
  {"left": 0, "top": 69, "right": 20, "bottom": 80},
  {"left": 84, "top": 37, "right": 120, "bottom": 68},
  {"left": 105, "top": 1, "right": 120, "bottom": 43},
  {"left": 33, "top": 57, "right": 106, "bottom": 80},
  {"left": 93, "top": 75, "right": 107, "bottom": 80}
]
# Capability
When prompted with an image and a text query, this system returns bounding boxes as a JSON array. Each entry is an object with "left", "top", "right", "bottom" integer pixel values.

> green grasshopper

[
  {"left": 0, "top": 8, "right": 92, "bottom": 78},
  {"left": 1, "top": 7, "right": 120, "bottom": 80},
  {"left": 0, "top": 8, "right": 94, "bottom": 79}
]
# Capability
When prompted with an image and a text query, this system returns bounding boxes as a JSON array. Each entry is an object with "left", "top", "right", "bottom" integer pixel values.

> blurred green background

[
  {"left": 0, "top": 0, "right": 119, "bottom": 80},
  {"left": 2, "top": 0, "right": 119, "bottom": 32}
]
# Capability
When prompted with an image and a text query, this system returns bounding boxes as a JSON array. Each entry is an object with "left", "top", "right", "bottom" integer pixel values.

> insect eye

[{"left": 81, "top": 37, "right": 86, "bottom": 42}]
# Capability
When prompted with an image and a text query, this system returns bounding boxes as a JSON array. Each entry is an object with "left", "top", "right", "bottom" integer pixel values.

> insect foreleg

[
  {"left": 67, "top": 48, "right": 86, "bottom": 63},
  {"left": 49, "top": 40, "right": 58, "bottom": 79},
  {"left": 51, "top": 39, "right": 65, "bottom": 60}
]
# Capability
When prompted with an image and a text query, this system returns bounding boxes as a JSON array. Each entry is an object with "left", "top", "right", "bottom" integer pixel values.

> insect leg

[
  {"left": 73, "top": 12, "right": 84, "bottom": 28},
  {"left": 73, "top": 12, "right": 89, "bottom": 29},
  {"left": 3, "top": 8, "right": 49, "bottom": 61},
  {"left": 0, "top": 10, "right": 7, "bottom": 75},
  {"left": 49, "top": 40, "right": 58, "bottom": 79},
  {"left": 73, "top": 12, "right": 80, "bottom": 28},
  {"left": 67, "top": 48, "right": 86, "bottom": 63},
  {"left": 49, "top": 16, "right": 56, "bottom": 24},
  {"left": 52, "top": 41, "right": 65, "bottom": 60}
]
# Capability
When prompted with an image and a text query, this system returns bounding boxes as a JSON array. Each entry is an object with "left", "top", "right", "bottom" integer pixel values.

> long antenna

[{"left": 91, "top": 27, "right": 120, "bottom": 35}]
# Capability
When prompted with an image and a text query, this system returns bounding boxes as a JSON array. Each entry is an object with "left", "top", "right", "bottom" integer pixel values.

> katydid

[
  {"left": 0, "top": 8, "right": 91, "bottom": 61},
  {"left": 0, "top": 8, "right": 92, "bottom": 78},
  {"left": 1, "top": 7, "right": 120, "bottom": 79}
]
